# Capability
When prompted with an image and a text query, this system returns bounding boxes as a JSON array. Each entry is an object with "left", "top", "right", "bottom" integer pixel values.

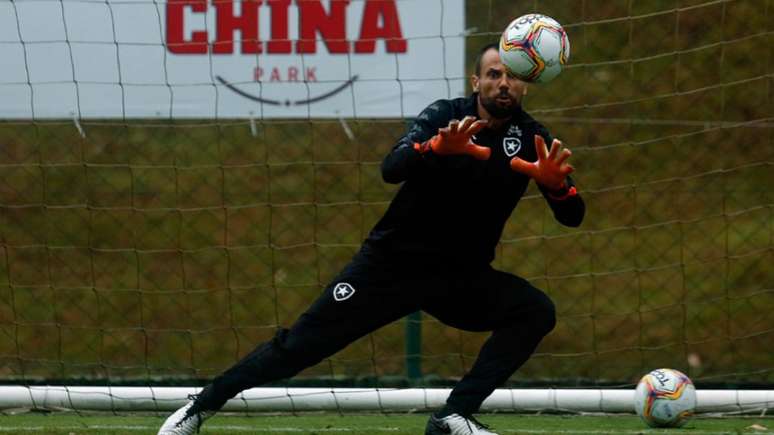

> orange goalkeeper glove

[
  {"left": 414, "top": 116, "right": 491, "bottom": 160},
  {"left": 510, "top": 134, "right": 574, "bottom": 191}
]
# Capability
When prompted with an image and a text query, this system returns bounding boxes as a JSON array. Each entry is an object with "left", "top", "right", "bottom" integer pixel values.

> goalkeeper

[{"left": 158, "top": 42, "right": 585, "bottom": 435}]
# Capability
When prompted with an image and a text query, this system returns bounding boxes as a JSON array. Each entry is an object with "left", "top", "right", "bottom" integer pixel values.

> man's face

[{"left": 472, "top": 48, "right": 528, "bottom": 119}]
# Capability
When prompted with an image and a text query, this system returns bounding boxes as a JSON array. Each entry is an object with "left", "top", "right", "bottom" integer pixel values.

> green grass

[
  {"left": 0, "top": 413, "right": 773, "bottom": 435},
  {"left": 0, "top": 0, "right": 772, "bottom": 386}
]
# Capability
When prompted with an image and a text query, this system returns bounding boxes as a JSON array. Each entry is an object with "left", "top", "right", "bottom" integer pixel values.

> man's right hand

[{"left": 414, "top": 116, "right": 491, "bottom": 160}]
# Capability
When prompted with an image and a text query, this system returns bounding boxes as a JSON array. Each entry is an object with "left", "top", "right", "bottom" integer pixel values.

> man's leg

[
  {"left": 158, "top": 250, "right": 422, "bottom": 434},
  {"left": 423, "top": 267, "right": 556, "bottom": 417},
  {"left": 195, "top": 254, "right": 423, "bottom": 411}
]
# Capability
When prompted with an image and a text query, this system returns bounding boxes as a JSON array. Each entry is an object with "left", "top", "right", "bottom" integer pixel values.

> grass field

[
  {"left": 0, "top": 0, "right": 772, "bottom": 400},
  {"left": 0, "top": 413, "right": 772, "bottom": 435}
]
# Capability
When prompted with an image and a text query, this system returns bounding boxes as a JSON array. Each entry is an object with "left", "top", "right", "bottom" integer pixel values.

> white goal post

[
  {"left": 2, "top": 0, "right": 773, "bottom": 417},
  {"left": 0, "top": 387, "right": 772, "bottom": 415}
]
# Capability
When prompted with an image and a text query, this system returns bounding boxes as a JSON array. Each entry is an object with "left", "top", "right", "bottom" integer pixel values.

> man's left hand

[{"left": 510, "top": 135, "right": 574, "bottom": 190}]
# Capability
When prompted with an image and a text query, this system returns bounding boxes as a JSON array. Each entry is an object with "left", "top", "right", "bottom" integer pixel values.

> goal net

[{"left": 0, "top": 0, "right": 772, "bottom": 413}]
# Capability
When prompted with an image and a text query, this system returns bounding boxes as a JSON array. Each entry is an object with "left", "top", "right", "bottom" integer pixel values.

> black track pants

[{"left": 196, "top": 247, "right": 556, "bottom": 415}]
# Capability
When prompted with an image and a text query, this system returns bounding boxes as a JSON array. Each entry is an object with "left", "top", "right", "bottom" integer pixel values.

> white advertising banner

[{"left": 0, "top": 0, "right": 465, "bottom": 119}]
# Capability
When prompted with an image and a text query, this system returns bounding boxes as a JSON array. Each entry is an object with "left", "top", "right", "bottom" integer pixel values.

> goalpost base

[{"left": 0, "top": 386, "right": 772, "bottom": 414}]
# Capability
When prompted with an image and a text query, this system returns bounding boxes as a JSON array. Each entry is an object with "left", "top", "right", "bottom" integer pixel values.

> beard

[{"left": 479, "top": 93, "right": 520, "bottom": 119}]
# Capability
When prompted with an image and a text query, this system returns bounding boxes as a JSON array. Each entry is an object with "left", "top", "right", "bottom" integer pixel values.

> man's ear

[
  {"left": 471, "top": 74, "right": 480, "bottom": 92},
  {"left": 523, "top": 85, "right": 528, "bottom": 96}
]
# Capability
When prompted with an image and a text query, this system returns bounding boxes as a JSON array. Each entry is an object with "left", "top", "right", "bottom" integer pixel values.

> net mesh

[{"left": 0, "top": 0, "right": 772, "bottom": 394}]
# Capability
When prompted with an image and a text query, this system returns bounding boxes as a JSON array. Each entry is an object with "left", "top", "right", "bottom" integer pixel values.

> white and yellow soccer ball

[
  {"left": 498, "top": 13, "right": 570, "bottom": 83},
  {"left": 634, "top": 368, "right": 697, "bottom": 428}
]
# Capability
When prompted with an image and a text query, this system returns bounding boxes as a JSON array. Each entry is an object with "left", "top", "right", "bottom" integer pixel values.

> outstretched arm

[
  {"left": 511, "top": 135, "right": 585, "bottom": 227},
  {"left": 538, "top": 175, "right": 585, "bottom": 227},
  {"left": 381, "top": 101, "right": 489, "bottom": 184},
  {"left": 414, "top": 115, "right": 489, "bottom": 160}
]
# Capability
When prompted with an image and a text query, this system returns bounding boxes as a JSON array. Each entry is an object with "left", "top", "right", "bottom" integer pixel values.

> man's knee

[
  {"left": 499, "top": 291, "right": 556, "bottom": 339},
  {"left": 274, "top": 327, "right": 326, "bottom": 366},
  {"left": 279, "top": 319, "right": 350, "bottom": 367},
  {"left": 535, "top": 295, "right": 557, "bottom": 336},
  {"left": 228, "top": 327, "right": 324, "bottom": 377}
]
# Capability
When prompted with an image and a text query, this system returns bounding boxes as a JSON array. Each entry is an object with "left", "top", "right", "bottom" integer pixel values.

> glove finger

[
  {"left": 458, "top": 116, "right": 475, "bottom": 133},
  {"left": 560, "top": 164, "right": 575, "bottom": 175},
  {"left": 547, "top": 139, "right": 561, "bottom": 161},
  {"left": 534, "top": 135, "right": 548, "bottom": 161},
  {"left": 465, "top": 143, "right": 491, "bottom": 160},
  {"left": 448, "top": 119, "right": 459, "bottom": 136},
  {"left": 556, "top": 148, "right": 572, "bottom": 165},
  {"left": 467, "top": 119, "right": 488, "bottom": 136},
  {"left": 510, "top": 157, "right": 537, "bottom": 176}
]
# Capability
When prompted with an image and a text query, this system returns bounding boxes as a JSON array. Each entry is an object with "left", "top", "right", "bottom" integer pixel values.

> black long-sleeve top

[{"left": 363, "top": 93, "right": 585, "bottom": 267}]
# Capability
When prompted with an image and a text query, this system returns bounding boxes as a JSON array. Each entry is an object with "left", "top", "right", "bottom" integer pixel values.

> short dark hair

[{"left": 474, "top": 42, "right": 499, "bottom": 76}]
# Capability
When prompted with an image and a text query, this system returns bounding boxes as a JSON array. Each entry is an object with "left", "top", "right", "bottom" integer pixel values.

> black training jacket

[{"left": 363, "top": 93, "right": 585, "bottom": 267}]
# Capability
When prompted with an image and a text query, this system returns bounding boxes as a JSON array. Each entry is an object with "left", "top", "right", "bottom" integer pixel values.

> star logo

[
  {"left": 503, "top": 137, "right": 521, "bottom": 157},
  {"left": 333, "top": 282, "right": 356, "bottom": 302}
]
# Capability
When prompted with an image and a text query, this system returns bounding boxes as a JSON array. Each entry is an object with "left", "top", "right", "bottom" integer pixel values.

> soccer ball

[
  {"left": 498, "top": 13, "right": 570, "bottom": 83},
  {"left": 634, "top": 368, "right": 697, "bottom": 428}
]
